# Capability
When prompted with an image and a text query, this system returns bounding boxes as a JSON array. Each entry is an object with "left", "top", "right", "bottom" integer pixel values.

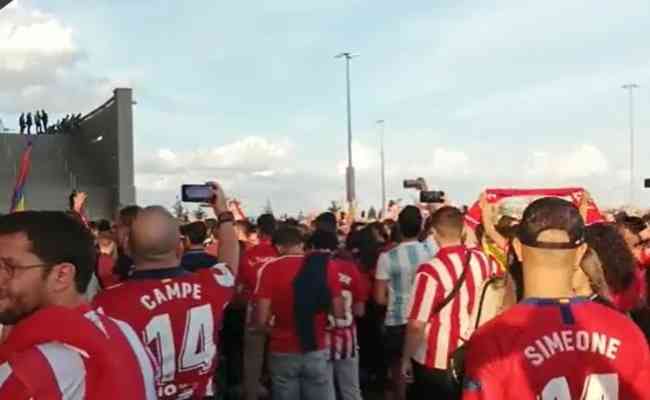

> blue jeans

[
  {"left": 269, "top": 349, "right": 335, "bottom": 400},
  {"left": 333, "top": 356, "right": 363, "bottom": 400}
]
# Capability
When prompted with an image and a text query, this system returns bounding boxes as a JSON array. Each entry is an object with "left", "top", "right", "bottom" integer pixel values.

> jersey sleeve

[
  {"left": 0, "top": 363, "right": 31, "bottom": 399},
  {"left": 462, "top": 330, "right": 505, "bottom": 400},
  {"left": 208, "top": 263, "right": 236, "bottom": 303},
  {"left": 1, "top": 344, "right": 87, "bottom": 400},
  {"left": 407, "top": 269, "right": 439, "bottom": 322},
  {"left": 375, "top": 252, "right": 390, "bottom": 281}
]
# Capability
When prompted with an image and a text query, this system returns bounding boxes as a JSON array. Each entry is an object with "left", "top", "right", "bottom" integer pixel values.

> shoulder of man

[
  {"left": 2, "top": 342, "right": 87, "bottom": 398},
  {"left": 198, "top": 262, "right": 236, "bottom": 290}
]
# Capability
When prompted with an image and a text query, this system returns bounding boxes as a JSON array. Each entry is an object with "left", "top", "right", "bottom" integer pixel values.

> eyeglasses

[{"left": 0, "top": 259, "right": 53, "bottom": 280}]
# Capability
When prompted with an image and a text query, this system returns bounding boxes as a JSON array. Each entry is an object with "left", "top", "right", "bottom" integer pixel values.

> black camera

[
  {"left": 403, "top": 178, "right": 427, "bottom": 191},
  {"left": 420, "top": 190, "right": 445, "bottom": 203}
]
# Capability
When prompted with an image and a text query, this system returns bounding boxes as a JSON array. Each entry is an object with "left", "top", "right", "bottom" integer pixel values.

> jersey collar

[
  {"left": 521, "top": 296, "right": 591, "bottom": 306},
  {"left": 129, "top": 266, "right": 190, "bottom": 281}
]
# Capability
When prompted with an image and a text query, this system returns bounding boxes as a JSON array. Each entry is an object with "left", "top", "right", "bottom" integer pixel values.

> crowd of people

[
  {"left": 17, "top": 111, "right": 83, "bottom": 135},
  {"left": 0, "top": 184, "right": 649, "bottom": 399}
]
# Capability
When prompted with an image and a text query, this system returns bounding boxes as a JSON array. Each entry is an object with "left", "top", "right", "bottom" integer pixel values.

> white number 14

[
  {"left": 143, "top": 304, "right": 216, "bottom": 383},
  {"left": 540, "top": 373, "right": 618, "bottom": 400}
]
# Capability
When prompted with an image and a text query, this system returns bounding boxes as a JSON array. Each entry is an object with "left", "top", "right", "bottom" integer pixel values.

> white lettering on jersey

[
  {"left": 140, "top": 283, "right": 203, "bottom": 311},
  {"left": 525, "top": 330, "right": 621, "bottom": 367}
]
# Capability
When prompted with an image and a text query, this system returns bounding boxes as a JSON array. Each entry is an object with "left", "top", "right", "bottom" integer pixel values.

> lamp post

[
  {"left": 336, "top": 52, "right": 358, "bottom": 213},
  {"left": 377, "top": 119, "right": 386, "bottom": 214},
  {"left": 622, "top": 83, "right": 639, "bottom": 205}
]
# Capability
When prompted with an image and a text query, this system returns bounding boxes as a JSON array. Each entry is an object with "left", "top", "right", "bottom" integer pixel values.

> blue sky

[{"left": 1, "top": 0, "right": 650, "bottom": 215}]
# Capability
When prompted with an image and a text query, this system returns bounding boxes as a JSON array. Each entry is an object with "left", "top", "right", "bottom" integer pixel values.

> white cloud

[
  {"left": 0, "top": 1, "right": 118, "bottom": 115},
  {"left": 136, "top": 136, "right": 294, "bottom": 190},
  {"left": 525, "top": 144, "right": 609, "bottom": 181}
]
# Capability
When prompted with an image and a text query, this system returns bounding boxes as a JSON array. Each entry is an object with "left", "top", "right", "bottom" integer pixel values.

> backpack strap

[{"left": 433, "top": 249, "right": 472, "bottom": 314}]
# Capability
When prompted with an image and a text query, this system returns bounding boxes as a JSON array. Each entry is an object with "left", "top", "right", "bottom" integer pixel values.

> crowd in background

[{"left": 0, "top": 185, "right": 649, "bottom": 399}]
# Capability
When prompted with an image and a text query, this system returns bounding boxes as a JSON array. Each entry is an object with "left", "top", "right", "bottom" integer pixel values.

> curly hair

[{"left": 585, "top": 223, "right": 636, "bottom": 293}]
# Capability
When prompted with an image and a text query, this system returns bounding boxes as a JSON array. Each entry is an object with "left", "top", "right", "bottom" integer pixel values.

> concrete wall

[{"left": 0, "top": 88, "right": 136, "bottom": 220}]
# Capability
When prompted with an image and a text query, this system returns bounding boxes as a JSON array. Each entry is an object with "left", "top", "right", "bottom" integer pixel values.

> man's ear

[
  {"left": 48, "top": 262, "right": 77, "bottom": 293},
  {"left": 512, "top": 238, "right": 523, "bottom": 262}
]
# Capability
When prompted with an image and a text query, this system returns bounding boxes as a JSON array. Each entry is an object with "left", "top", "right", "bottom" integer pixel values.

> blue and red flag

[{"left": 9, "top": 141, "right": 33, "bottom": 213}]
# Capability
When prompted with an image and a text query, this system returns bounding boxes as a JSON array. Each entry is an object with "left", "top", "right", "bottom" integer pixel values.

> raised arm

[
  {"left": 479, "top": 192, "right": 509, "bottom": 250},
  {"left": 209, "top": 182, "right": 240, "bottom": 277}
]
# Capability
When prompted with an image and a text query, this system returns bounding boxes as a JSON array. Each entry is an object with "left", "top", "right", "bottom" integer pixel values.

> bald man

[{"left": 94, "top": 183, "right": 239, "bottom": 400}]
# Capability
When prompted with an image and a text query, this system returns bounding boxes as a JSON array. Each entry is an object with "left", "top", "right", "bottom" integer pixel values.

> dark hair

[
  {"left": 181, "top": 221, "right": 208, "bottom": 245},
  {"left": 257, "top": 213, "right": 277, "bottom": 237},
  {"left": 384, "top": 219, "right": 402, "bottom": 243},
  {"left": 0, "top": 211, "right": 96, "bottom": 294},
  {"left": 96, "top": 219, "right": 112, "bottom": 233},
  {"left": 430, "top": 206, "right": 464, "bottom": 238},
  {"left": 68, "top": 190, "right": 77, "bottom": 210},
  {"left": 119, "top": 205, "right": 142, "bottom": 227},
  {"left": 308, "top": 230, "right": 339, "bottom": 251},
  {"left": 315, "top": 212, "right": 338, "bottom": 234},
  {"left": 355, "top": 225, "right": 384, "bottom": 273},
  {"left": 496, "top": 216, "right": 519, "bottom": 239},
  {"left": 272, "top": 226, "right": 304, "bottom": 248},
  {"left": 586, "top": 223, "right": 636, "bottom": 293},
  {"left": 508, "top": 247, "right": 524, "bottom": 302},
  {"left": 617, "top": 216, "right": 647, "bottom": 235},
  {"left": 398, "top": 206, "right": 422, "bottom": 239},
  {"left": 475, "top": 223, "right": 486, "bottom": 244}
]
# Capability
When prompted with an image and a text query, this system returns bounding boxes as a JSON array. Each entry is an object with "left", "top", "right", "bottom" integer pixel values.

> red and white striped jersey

[
  {"left": 407, "top": 245, "right": 499, "bottom": 370},
  {"left": 0, "top": 307, "right": 156, "bottom": 400},
  {"left": 325, "top": 259, "right": 369, "bottom": 360}
]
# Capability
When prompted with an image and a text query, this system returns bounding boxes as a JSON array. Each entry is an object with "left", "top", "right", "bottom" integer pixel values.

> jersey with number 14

[
  {"left": 93, "top": 265, "right": 235, "bottom": 400},
  {"left": 462, "top": 298, "right": 650, "bottom": 400}
]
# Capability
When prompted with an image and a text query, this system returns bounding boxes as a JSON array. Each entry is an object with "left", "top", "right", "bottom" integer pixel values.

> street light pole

[
  {"left": 336, "top": 52, "right": 358, "bottom": 212},
  {"left": 623, "top": 83, "right": 639, "bottom": 205},
  {"left": 377, "top": 119, "right": 386, "bottom": 215}
]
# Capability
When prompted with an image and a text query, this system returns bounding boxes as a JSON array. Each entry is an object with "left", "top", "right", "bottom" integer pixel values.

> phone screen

[{"left": 181, "top": 184, "right": 212, "bottom": 203}]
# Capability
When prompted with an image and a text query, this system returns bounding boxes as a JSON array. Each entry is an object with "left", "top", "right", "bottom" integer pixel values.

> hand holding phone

[{"left": 206, "top": 181, "right": 228, "bottom": 214}]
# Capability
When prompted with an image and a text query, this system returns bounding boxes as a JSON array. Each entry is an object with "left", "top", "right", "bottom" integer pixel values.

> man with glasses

[
  {"left": 0, "top": 211, "right": 156, "bottom": 399},
  {"left": 462, "top": 198, "right": 650, "bottom": 399}
]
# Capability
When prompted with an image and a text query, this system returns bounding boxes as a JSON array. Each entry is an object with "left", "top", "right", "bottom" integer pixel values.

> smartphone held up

[{"left": 181, "top": 184, "right": 214, "bottom": 203}]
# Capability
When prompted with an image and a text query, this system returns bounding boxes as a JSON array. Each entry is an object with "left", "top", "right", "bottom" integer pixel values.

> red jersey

[
  {"left": 238, "top": 239, "right": 278, "bottom": 304},
  {"left": 96, "top": 253, "right": 120, "bottom": 288},
  {"left": 407, "top": 246, "right": 499, "bottom": 370},
  {"left": 93, "top": 264, "right": 235, "bottom": 400},
  {"left": 462, "top": 298, "right": 650, "bottom": 400},
  {"left": 255, "top": 254, "right": 343, "bottom": 354},
  {"left": 0, "top": 305, "right": 156, "bottom": 400},
  {"left": 325, "top": 258, "right": 369, "bottom": 360}
]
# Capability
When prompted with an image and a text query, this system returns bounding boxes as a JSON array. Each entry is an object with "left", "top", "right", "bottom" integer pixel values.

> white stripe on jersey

[
  {"left": 36, "top": 343, "right": 86, "bottom": 400},
  {"left": 433, "top": 256, "right": 453, "bottom": 369},
  {"left": 111, "top": 319, "right": 158, "bottom": 400},
  {"left": 410, "top": 248, "right": 498, "bottom": 370},
  {"left": 377, "top": 241, "right": 436, "bottom": 326},
  {"left": 0, "top": 363, "right": 11, "bottom": 387}
]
